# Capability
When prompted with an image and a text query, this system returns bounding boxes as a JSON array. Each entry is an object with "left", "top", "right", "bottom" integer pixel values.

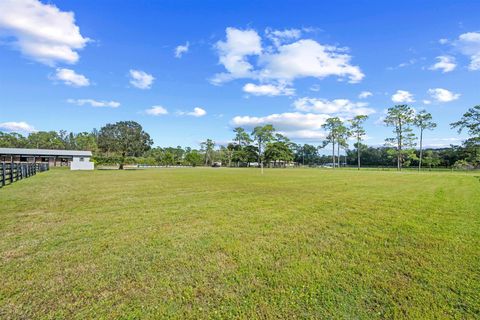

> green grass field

[{"left": 1, "top": 168, "right": 479, "bottom": 319}]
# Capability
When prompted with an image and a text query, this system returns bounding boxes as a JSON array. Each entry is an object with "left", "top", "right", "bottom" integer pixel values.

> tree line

[{"left": 1, "top": 105, "right": 478, "bottom": 170}]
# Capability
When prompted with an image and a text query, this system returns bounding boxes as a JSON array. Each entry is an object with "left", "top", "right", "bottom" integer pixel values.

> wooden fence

[{"left": 0, "top": 162, "right": 49, "bottom": 188}]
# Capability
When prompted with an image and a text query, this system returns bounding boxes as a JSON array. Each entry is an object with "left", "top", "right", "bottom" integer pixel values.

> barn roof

[{"left": 0, "top": 148, "right": 92, "bottom": 157}]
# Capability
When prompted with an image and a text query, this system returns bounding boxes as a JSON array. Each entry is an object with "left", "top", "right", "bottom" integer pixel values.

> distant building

[{"left": 0, "top": 148, "right": 94, "bottom": 170}]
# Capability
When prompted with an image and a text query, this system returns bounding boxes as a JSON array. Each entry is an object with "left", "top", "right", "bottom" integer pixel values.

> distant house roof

[{"left": 0, "top": 148, "right": 92, "bottom": 157}]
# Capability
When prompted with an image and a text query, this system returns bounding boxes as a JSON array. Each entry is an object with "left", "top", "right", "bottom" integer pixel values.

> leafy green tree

[
  {"left": 222, "top": 143, "right": 237, "bottom": 167},
  {"left": 162, "top": 151, "right": 176, "bottom": 166},
  {"left": 233, "top": 127, "right": 252, "bottom": 146},
  {"left": 349, "top": 115, "right": 368, "bottom": 169},
  {"left": 200, "top": 139, "right": 215, "bottom": 166},
  {"left": 422, "top": 150, "right": 441, "bottom": 168},
  {"left": 74, "top": 132, "right": 98, "bottom": 151},
  {"left": 251, "top": 125, "right": 275, "bottom": 173},
  {"left": 321, "top": 117, "right": 343, "bottom": 168},
  {"left": 337, "top": 123, "right": 350, "bottom": 167},
  {"left": 185, "top": 150, "right": 203, "bottom": 167},
  {"left": 265, "top": 141, "right": 294, "bottom": 167},
  {"left": 414, "top": 110, "right": 436, "bottom": 170},
  {"left": 0, "top": 132, "right": 28, "bottom": 148},
  {"left": 297, "top": 144, "right": 319, "bottom": 165},
  {"left": 453, "top": 159, "right": 473, "bottom": 170},
  {"left": 244, "top": 145, "right": 259, "bottom": 164},
  {"left": 451, "top": 105, "right": 480, "bottom": 166},
  {"left": 27, "top": 131, "right": 66, "bottom": 149},
  {"left": 384, "top": 105, "right": 416, "bottom": 170},
  {"left": 97, "top": 121, "right": 153, "bottom": 169}
]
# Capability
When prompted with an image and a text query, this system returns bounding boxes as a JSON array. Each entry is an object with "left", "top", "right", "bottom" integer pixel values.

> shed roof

[{"left": 0, "top": 148, "right": 92, "bottom": 157}]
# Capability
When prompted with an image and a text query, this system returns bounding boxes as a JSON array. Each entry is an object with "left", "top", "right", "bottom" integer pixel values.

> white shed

[{"left": 71, "top": 155, "right": 94, "bottom": 170}]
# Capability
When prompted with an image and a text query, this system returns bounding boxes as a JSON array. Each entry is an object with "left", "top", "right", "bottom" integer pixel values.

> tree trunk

[
  {"left": 357, "top": 135, "right": 361, "bottom": 170},
  {"left": 119, "top": 153, "right": 126, "bottom": 170},
  {"left": 398, "top": 118, "right": 402, "bottom": 171},
  {"left": 337, "top": 142, "right": 340, "bottom": 168},
  {"left": 332, "top": 139, "right": 335, "bottom": 169},
  {"left": 418, "top": 128, "right": 423, "bottom": 171}
]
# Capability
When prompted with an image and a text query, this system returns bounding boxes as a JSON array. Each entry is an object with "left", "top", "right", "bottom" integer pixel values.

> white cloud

[
  {"left": 454, "top": 32, "right": 480, "bottom": 70},
  {"left": 358, "top": 91, "right": 372, "bottom": 99},
  {"left": 145, "top": 105, "right": 168, "bottom": 116},
  {"left": 0, "top": 0, "right": 89, "bottom": 65},
  {"left": 0, "top": 121, "right": 36, "bottom": 133},
  {"left": 232, "top": 112, "right": 329, "bottom": 131},
  {"left": 293, "top": 97, "right": 375, "bottom": 116},
  {"left": 388, "top": 59, "right": 417, "bottom": 70},
  {"left": 129, "top": 69, "right": 154, "bottom": 89},
  {"left": 391, "top": 90, "right": 415, "bottom": 103},
  {"left": 67, "top": 98, "right": 120, "bottom": 108},
  {"left": 439, "top": 38, "right": 449, "bottom": 45},
  {"left": 243, "top": 82, "right": 295, "bottom": 96},
  {"left": 265, "top": 28, "right": 302, "bottom": 47},
  {"left": 178, "top": 107, "right": 207, "bottom": 117},
  {"left": 429, "top": 56, "right": 456, "bottom": 73},
  {"left": 423, "top": 100, "right": 432, "bottom": 105},
  {"left": 175, "top": 42, "right": 189, "bottom": 58},
  {"left": 212, "top": 27, "right": 364, "bottom": 85},
  {"left": 211, "top": 27, "right": 262, "bottom": 84},
  {"left": 259, "top": 39, "right": 364, "bottom": 83},
  {"left": 52, "top": 68, "right": 89, "bottom": 87},
  {"left": 231, "top": 112, "right": 331, "bottom": 141},
  {"left": 427, "top": 88, "right": 460, "bottom": 103},
  {"left": 423, "top": 137, "right": 464, "bottom": 148}
]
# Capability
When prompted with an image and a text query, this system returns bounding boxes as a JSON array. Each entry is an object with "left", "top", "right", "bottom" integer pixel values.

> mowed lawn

[{"left": 0, "top": 168, "right": 479, "bottom": 319}]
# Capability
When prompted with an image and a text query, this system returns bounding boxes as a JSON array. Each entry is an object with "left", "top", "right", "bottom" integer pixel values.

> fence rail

[{"left": 0, "top": 162, "right": 49, "bottom": 188}]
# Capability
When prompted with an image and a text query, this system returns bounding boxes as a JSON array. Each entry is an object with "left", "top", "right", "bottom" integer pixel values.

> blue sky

[{"left": 1, "top": 0, "right": 479, "bottom": 149}]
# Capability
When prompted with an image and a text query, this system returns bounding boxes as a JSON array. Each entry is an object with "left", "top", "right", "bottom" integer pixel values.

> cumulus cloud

[
  {"left": 178, "top": 107, "right": 207, "bottom": 117},
  {"left": 0, "top": 121, "right": 36, "bottom": 133},
  {"left": 129, "top": 69, "right": 155, "bottom": 89},
  {"left": 211, "top": 27, "right": 262, "bottom": 84},
  {"left": 52, "top": 68, "right": 89, "bottom": 87},
  {"left": 259, "top": 39, "right": 364, "bottom": 83},
  {"left": 454, "top": 32, "right": 480, "bottom": 70},
  {"left": 175, "top": 42, "right": 189, "bottom": 58},
  {"left": 243, "top": 82, "right": 295, "bottom": 96},
  {"left": 211, "top": 27, "right": 364, "bottom": 86},
  {"left": 0, "top": 0, "right": 89, "bottom": 65},
  {"left": 231, "top": 112, "right": 331, "bottom": 141},
  {"left": 67, "top": 98, "right": 120, "bottom": 108},
  {"left": 265, "top": 28, "right": 302, "bottom": 47},
  {"left": 293, "top": 97, "right": 375, "bottom": 116},
  {"left": 358, "top": 91, "right": 373, "bottom": 99},
  {"left": 391, "top": 90, "right": 415, "bottom": 103},
  {"left": 232, "top": 94, "right": 374, "bottom": 141},
  {"left": 145, "top": 106, "right": 168, "bottom": 116},
  {"left": 429, "top": 56, "right": 456, "bottom": 73},
  {"left": 427, "top": 88, "right": 460, "bottom": 103},
  {"left": 232, "top": 112, "right": 329, "bottom": 131}
]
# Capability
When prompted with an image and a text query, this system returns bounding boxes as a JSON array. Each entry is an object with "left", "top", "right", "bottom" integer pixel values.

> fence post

[
  {"left": 9, "top": 161, "right": 14, "bottom": 184},
  {"left": 1, "top": 162, "right": 5, "bottom": 187}
]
